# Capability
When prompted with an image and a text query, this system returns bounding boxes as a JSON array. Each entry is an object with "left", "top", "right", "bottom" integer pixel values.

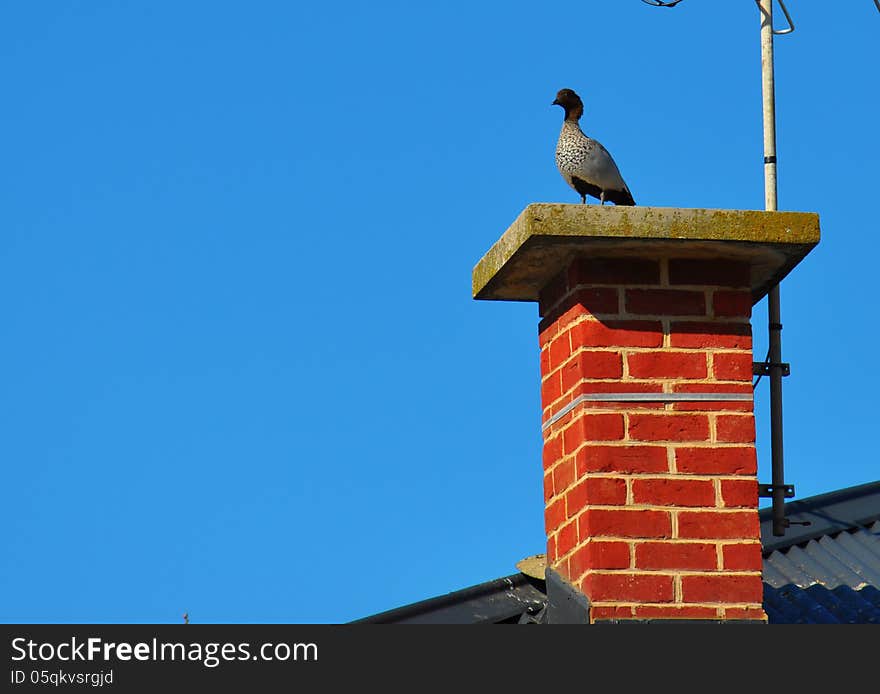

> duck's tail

[{"left": 607, "top": 186, "right": 635, "bottom": 206}]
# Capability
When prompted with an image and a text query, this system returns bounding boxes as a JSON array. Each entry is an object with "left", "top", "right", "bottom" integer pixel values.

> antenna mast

[{"left": 757, "top": 0, "right": 789, "bottom": 537}]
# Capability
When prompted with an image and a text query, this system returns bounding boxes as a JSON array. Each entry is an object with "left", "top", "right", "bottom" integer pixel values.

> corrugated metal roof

[
  {"left": 763, "top": 583, "right": 880, "bottom": 624},
  {"left": 763, "top": 522, "right": 880, "bottom": 590},
  {"left": 760, "top": 488, "right": 880, "bottom": 624}
]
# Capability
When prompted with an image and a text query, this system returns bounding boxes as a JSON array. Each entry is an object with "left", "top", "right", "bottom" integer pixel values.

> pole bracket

[
  {"left": 753, "top": 361, "right": 790, "bottom": 377},
  {"left": 758, "top": 483, "right": 794, "bottom": 498}
]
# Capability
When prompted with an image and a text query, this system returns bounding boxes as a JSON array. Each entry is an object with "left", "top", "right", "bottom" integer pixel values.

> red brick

[
  {"left": 668, "top": 259, "right": 750, "bottom": 288},
  {"left": 673, "top": 383, "right": 753, "bottom": 394},
  {"left": 539, "top": 305, "right": 582, "bottom": 339},
  {"left": 628, "top": 414, "right": 710, "bottom": 442},
  {"left": 543, "top": 472, "right": 553, "bottom": 503},
  {"left": 717, "top": 415, "right": 756, "bottom": 443},
  {"left": 556, "top": 520, "right": 579, "bottom": 558},
  {"left": 713, "top": 352, "right": 753, "bottom": 381},
  {"left": 548, "top": 333, "right": 572, "bottom": 371},
  {"left": 539, "top": 321, "right": 558, "bottom": 349},
  {"left": 713, "top": 290, "right": 752, "bottom": 318},
  {"left": 538, "top": 272, "right": 569, "bottom": 316},
  {"left": 579, "top": 509, "right": 672, "bottom": 539},
  {"left": 576, "top": 381, "right": 665, "bottom": 396},
  {"left": 539, "top": 290, "right": 621, "bottom": 334},
  {"left": 561, "top": 351, "right": 623, "bottom": 391},
  {"left": 540, "top": 346, "right": 550, "bottom": 374},
  {"left": 722, "top": 542, "right": 763, "bottom": 571},
  {"left": 544, "top": 404, "right": 572, "bottom": 432},
  {"left": 567, "top": 476, "right": 627, "bottom": 511},
  {"left": 675, "top": 447, "right": 756, "bottom": 475},
  {"left": 552, "top": 458, "right": 575, "bottom": 495},
  {"left": 669, "top": 321, "right": 752, "bottom": 349},
  {"left": 627, "top": 352, "right": 708, "bottom": 379},
  {"left": 626, "top": 289, "right": 706, "bottom": 316},
  {"left": 721, "top": 478, "right": 758, "bottom": 508},
  {"left": 583, "top": 573, "right": 674, "bottom": 603},
  {"left": 670, "top": 382, "right": 753, "bottom": 412},
  {"left": 671, "top": 400, "right": 752, "bottom": 413},
  {"left": 681, "top": 574, "right": 764, "bottom": 604},
  {"left": 576, "top": 445, "right": 669, "bottom": 475},
  {"left": 572, "top": 319, "right": 663, "bottom": 348},
  {"left": 723, "top": 607, "right": 767, "bottom": 620},
  {"left": 541, "top": 435, "right": 563, "bottom": 469},
  {"left": 562, "top": 414, "right": 625, "bottom": 452},
  {"left": 541, "top": 370, "right": 563, "bottom": 409},
  {"left": 568, "top": 258, "right": 661, "bottom": 286},
  {"left": 569, "top": 541, "right": 631, "bottom": 576},
  {"left": 572, "top": 287, "right": 620, "bottom": 315},
  {"left": 545, "top": 497, "right": 566, "bottom": 534},
  {"left": 632, "top": 605, "right": 720, "bottom": 620},
  {"left": 546, "top": 533, "right": 557, "bottom": 564},
  {"left": 632, "top": 478, "right": 716, "bottom": 507},
  {"left": 634, "top": 541, "right": 717, "bottom": 570},
  {"left": 678, "top": 510, "right": 760, "bottom": 539},
  {"left": 589, "top": 605, "right": 635, "bottom": 621}
]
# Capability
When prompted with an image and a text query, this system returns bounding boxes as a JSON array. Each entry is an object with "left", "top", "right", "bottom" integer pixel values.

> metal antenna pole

[{"left": 758, "top": 0, "right": 788, "bottom": 536}]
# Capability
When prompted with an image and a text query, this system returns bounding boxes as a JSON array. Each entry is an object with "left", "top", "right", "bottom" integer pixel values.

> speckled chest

[{"left": 555, "top": 122, "right": 593, "bottom": 175}]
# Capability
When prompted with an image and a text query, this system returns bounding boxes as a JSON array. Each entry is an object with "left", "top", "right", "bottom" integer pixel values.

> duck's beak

[{"left": 551, "top": 98, "right": 560, "bottom": 106}]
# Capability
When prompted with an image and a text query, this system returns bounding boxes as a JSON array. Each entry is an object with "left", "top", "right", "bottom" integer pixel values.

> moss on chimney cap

[{"left": 472, "top": 204, "right": 820, "bottom": 303}]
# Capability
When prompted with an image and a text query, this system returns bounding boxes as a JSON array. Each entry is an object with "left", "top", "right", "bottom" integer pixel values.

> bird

[{"left": 552, "top": 88, "right": 635, "bottom": 206}]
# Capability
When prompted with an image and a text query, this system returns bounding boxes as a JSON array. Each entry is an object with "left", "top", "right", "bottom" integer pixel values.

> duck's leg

[
  {"left": 580, "top": 194, "right": 586, "bottom": 204},
  {"left": 600, "top": 191, "right": 606, "bottom": 205}
]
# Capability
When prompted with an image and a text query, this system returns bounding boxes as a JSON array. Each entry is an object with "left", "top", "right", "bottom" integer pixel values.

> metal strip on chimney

[{"left": 542, "top": 392, "right": 753, "bottom": 431}]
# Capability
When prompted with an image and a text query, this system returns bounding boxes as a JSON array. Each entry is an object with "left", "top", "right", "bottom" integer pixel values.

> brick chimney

[{"left": 473, "top": 204, "right": 819, "bottom": 623}]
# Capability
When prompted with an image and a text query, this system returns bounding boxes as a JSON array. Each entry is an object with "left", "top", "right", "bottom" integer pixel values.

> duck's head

[{"left": 552, "top": 88, "right": 584, "bottom": 121}]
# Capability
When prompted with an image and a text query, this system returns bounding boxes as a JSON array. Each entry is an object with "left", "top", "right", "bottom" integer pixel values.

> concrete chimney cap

[{"left": 473, "top": 204, "right": 820, "bottom": 304}]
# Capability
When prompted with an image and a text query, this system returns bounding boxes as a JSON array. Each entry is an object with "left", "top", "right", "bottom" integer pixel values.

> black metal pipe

[{"left": 768, "top": 285, "right": 787, "bottom": 536}]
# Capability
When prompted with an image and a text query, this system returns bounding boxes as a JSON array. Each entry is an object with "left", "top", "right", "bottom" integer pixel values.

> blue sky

[{"left": 1, "top": 2, "right": 878, "bottom": 624}]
